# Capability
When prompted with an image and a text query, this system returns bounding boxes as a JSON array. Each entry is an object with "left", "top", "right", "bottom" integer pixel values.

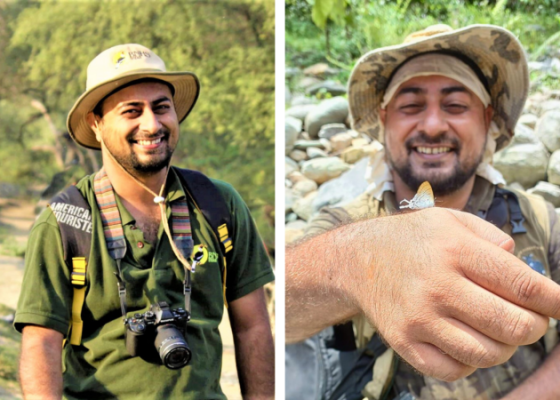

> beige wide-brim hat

[
  {"left": 348, "top": 24, "right": 529, "bottom": 151},
  {"left": 67, "top": 44, "right": 199, "bottom": 150}
]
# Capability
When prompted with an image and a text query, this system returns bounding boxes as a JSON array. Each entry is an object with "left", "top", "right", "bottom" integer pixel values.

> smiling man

[
  {"left": 14, "top": 44, "right": 274, "bottom": 400},
  {"left": 286, "top": 25, "right": 560, "bottom": 400}
]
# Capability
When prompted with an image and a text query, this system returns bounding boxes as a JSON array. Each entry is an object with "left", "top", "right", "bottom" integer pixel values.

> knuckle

[
  {"left": 506, "top": 311, "right": 534, "bottom": 344},
  {"left": 511, "top": 270, "right": 537, "bottom": 304}
]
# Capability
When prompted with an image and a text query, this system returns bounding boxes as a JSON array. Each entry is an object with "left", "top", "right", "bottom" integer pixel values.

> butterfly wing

[{"left": 413, "top": 181, "right": 435, "bottom": 208}]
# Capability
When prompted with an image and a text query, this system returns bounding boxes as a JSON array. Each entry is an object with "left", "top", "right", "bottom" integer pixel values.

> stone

[
  {"left": 318, "top": 123, "right": 348, "bottom": 140},
  {"left": 541, "top": 100, "right": 560, "bottom": 114},
  {"left": 312, "top": 157, "right": 370, "bottom": 212},
  {"left": 286, "top": 104, "right": 317, "bottom": 121},
  {"left": 305, "top": 97, "right": 349, "bottom": 138},
  {"left": 292, "top": 178, "right": 318, "bottom": 197},
  {"left": 362, "top": 140, "right": 385, "bottom": 157},
  {"left": 297, "top": 76, "right": 323, "bottom": 89},
  {"left": 286, "top": 228, "right": 305, "bottom": 244},
  {"left": 352, "top": 138, "right": 370, "bottom": 147},
  {"left": 341, "top": 147, "right": 366, "bottom": 164},
  {"left": 285, "top": 212, "right": 298, "bottom": 223},
  {"left": 307, "top": 147, "right": 328, "bottom": 159},
  {"left": 285, "top": 67, "right": 300, "bottom": 78},
  {"left": 293, "top": 140, "right": 325, "bottom": 150},
  {"left": 290, "top": 95, "right": 317, "bottom": 106},
  {"left": 527, "top": 181, "right": 560, "bottom": 207},
  {"left": 557, "top": 208, "right": 560, "bottom": 219},
  {"left": 289, "top": 150, "right": 308, "bottom": 162},
  {"left": 511, "top": 122, "right": 538, "bottom": 145},
  {"left": 301, "top": 157, "right": 351, "bottom": 184},
  {"left": 285, "top": 187, "right": 301, "bottom": 214},
  {"left": 292, "top": 191, "right": 318, "bottom": 221},
  {"left": 285, "top": 85, "right": 291, "bottom": 105},
  {"left": 319, "top": 138, "right": 332, "bottom": 153},
  {"left": 330, "top": 133, "right": 353, "bottom": 152},
  {"left": 548, "top": 150, "right": 560, "bottom": 185},
  {"left": 286, "top": 220, "right": 309, "bottom": 231},
  {"left": 285, "top": 117, "right": 302, "bottom": 154},
  {"left": 286, "top": 171, "right": 307, "bottom": 184},
  {"left": 508, "top": 182, "right": 525, "bottom": 191},
  {"left": 306, "top": 80, "right": 347, "bottom": 96},
  {"left": 535, "top": 110, "right": 560, "bottom": 152},
  {"left": 518, "top": 113, "right": 539, "bottom": 130},
  {"left": 303, "top": 63, "right": 338, "bottom": 77},
  {"left": 285, "top": 157, "right": 299, "bottom": 177},
  {"left": 493, "top": 142, "right": 549, "bottom": 188}
]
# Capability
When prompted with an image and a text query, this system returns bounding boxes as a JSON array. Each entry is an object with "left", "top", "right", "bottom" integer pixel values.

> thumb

[{"left": 445, "top": 208, "right": 515, "bottom": 253}]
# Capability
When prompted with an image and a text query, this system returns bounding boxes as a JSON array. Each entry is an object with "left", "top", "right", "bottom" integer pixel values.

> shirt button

[
  {"left": 130, "top": 225, "right": 137, "bottom": 230},
  {"left": 137, "top": 241, "right": 144, "bottom": 248}
]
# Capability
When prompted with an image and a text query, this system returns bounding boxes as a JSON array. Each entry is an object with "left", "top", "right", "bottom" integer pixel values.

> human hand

[{"left": 352, "top": 208, "right": 559, "bottom": 381}]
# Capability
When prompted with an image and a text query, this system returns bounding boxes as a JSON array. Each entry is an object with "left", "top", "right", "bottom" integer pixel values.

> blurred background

[
  {"left": 0, "top": 1, "right": 274, "bottom": 399},
  {"left": 285, "top": 0, "right": 560, "bottom": 244}
]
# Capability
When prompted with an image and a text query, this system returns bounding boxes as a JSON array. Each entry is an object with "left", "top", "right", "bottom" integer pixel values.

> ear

[
  {"left": 484, "top": 105, "right": 493, "bottom": 128},
  {"left": 379, "top": 108, "right": 387, "bottom": 127},
  {"left": 86, "top": 112, "right": 103, "bottom": 143}
]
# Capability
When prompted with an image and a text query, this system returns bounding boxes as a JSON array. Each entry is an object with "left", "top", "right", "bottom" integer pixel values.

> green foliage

[{"left": 0, "top": 0, "right": 274, "bottom": 248}]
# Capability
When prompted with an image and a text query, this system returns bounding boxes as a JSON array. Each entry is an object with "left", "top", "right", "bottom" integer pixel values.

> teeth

[
  {"left": 137, "top": 138, "right": 162, "bottom": 146},
  {"left": 417, "top": 147, "right": 451, "bottom": 154}
]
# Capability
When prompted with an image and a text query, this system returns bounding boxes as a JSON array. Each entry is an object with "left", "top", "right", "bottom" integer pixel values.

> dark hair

[
  {"left": 92, "top": 78, "right": 176, "bottom": 118},
  {"left": 387, "top": 50, "right": 491, "bottom": 95}
]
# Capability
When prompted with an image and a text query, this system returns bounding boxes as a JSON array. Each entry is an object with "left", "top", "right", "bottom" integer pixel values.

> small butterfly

[{"left": 399, "top": 181, "right": 435, "bottom": 209}]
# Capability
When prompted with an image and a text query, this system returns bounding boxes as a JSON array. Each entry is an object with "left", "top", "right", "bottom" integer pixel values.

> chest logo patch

[{"left": 191, "top": 244, "right": 219, "bottom": 265}]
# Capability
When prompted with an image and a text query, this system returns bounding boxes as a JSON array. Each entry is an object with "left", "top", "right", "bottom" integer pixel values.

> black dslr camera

[{"left": 125, "top": 301, "right": 191, "bottom": 369}]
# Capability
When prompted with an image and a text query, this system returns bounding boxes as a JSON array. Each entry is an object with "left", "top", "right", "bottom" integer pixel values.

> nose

[
  {"left": 417, "top": 104, "right": 448, "bottom": 137},
  {"left": 139, "top": 107, "right": 162, "bottom": 133}
]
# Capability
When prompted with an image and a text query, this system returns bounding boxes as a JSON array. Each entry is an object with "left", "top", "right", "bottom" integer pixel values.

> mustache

[
  {"left": 127, "top": 128, "right": 170, "bottom": 142},
  {"left": 405, "top": 132, "right": 460, "bottom": 150}
]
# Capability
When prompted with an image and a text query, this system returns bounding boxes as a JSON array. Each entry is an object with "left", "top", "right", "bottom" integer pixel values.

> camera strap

[{"left": 93, "top": 168, "right": 194, "bottom": 320}]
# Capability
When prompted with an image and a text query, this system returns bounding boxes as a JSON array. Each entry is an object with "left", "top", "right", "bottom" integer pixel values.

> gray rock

[
  {"left": 286, "top": 220, "right": 309, "bottom": 231},
  {"left": 292, "top": 191, "right": 318, "bottom": 221},
  {"left": 285, "top": 85, "right": 291, "bottom": 105},
  {"left": 548, "top": 150, "right": 560, "bottom": 185},
  {"left": 292, "top": 178, "right": 318, "bottom": 197},
  {"left": 312, "top": 156, "right": 370, "bottom": 212},
  {"left": 286, "top": 117, "right": 303, "bottom": 154},
  {"left": 286, "top": 104, "right": 317, "bottom": 121},
  {"left": 330, "top": 133, "right": 353, "bottom": 152},
  {"left": 508, "top": 182, "right": 526, "bottom": 191},
  {"left": 528, "top": 181, "right": 560, "bottom": 207},
  {"left": 301, "top": 157, "right": 351, "bottom": 184},
  {"left": 318, "top": 123, "right": 348, "bottom": 140},
  {"left": 319, "top": 138, "right": 332, "bottom": 153},
  {"left": 297, "top": 76, "right": 323, "bottom": 89},
  {"left": 303, "top": 63, "right": 338, "bottom": 77},
  {"left": 285, "top": 67, "right": 300, "bottom": 78},
  {"left": 342, "top": 147, "right": 366, "bottom": 164},
  {"left": 286, "top": 228, "right": 305, "bottom": 244},
  {"left": 290, "top": 95, "right": 317, "bottom": 106},
  {"left": 305, "top": 97, "right": 349, "bottom": 138},
  {"left": 286, "top": 212, "right": 298, "bottom": 223},
  {"left": 518, "top": 114, "right": 539, "bottom": 130},
  {"left": 494, "top": 142, "right": 550, "bottom": 188},
  {"left": 306, "top": 80, "right": 347, "bottom": 96},
  {"left": 0, "top": 183, "right": 21, "bottom": 198},
  {"left": 512, "top": 122, "right": 538, "bottom": 145},
  {"left": 536, "top": 110, "right": 560, "bottom": 152},
  {"left": 294, "top": 140, "right": 325, "bottom": 151},
  {"left": 285, "top": 187, "right": 301, "bottom": 214},
  {"left": 541, "top": 100, "right": 560, "bottom": 114},
  {"left": 289, "top": 149, "right": 308, "bottom": 162},
  {"left": 286, "top": 157, "right": 299, "bottom": 177},
  {"left": 307, "top": 147, "right": 328, "bottom": 159}
]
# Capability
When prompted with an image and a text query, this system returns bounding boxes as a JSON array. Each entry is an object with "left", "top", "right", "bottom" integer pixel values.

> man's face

[
  {"left": 380, "top": 75, "right": 492, "bottom": 196},
  {"left": 92, "top": 81, "right": 179, "bottom": 176}
]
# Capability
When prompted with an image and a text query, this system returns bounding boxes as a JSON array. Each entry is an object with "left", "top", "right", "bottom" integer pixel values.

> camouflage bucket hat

[
  {"left": 348, "top": 24, "right": 529, "bottom": 151},
  {"left": 67, "top": 43, "right": 200, "bottom": 150}
]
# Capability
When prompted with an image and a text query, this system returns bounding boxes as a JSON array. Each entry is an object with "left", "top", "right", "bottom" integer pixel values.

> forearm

[
  {"left": 286, "top": 218, "right": 378, "bottom": 343},
  {"left": 233, "top": 322, "right": 274, "bottom": 399},
  {"left": 501, "top": 344, "right": 560, "bottom": 400},
  {"left": 20, "top": 326, "right": 63, "bottom": 400}
]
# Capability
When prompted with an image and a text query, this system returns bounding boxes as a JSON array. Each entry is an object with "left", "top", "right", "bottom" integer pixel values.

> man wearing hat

[
  {"left": 286, "top": 25, "right": 560, "bottom": 399},
  {"left": 14, "top": 44, "right": 274, "bottom": 399}
]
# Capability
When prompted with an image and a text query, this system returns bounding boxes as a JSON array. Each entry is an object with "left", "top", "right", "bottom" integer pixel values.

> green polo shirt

[{"left": 15, "top": 168, "right": 274, "bottom": 400}]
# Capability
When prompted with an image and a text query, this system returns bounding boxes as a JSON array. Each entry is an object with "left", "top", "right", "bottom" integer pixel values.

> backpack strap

[
  {"left": 48, "top": 185, "right": 92, "bottom": 345},
  {"left": 175, "top": 168, "right": 233, "bottom": 302}
]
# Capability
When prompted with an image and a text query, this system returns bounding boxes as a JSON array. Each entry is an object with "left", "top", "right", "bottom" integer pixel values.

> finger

[
  {"left": 418, "top": 317, "right": 517, "bottom": 368},
  {"left": 399, "top": 341, "right": 476, "bottom": 382},
  {"left": 458, "top": 237, "right": 560, "bottom": 320},
  {"left": 446, "top": 208, "right": 515, "bottom": 253},
  {"left": 435, "top": 277, "right": 549, "bottom": 345}
]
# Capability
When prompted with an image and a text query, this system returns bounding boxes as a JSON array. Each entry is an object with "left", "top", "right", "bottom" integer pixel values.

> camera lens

[{"left": 154, "top": 324, "right": 191, "bottom": 369}]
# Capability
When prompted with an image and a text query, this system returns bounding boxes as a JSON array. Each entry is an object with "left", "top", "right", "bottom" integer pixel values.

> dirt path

[{"left": 0, "top": 198, "right": 241, "bottom": 399}]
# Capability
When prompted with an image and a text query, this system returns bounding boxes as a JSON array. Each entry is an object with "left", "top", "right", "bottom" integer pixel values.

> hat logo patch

[{"left": 112, "top": 50, "right": 151, "bottom": 69}]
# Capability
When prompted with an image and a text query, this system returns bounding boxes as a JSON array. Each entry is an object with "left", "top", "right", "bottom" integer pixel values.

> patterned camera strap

[{"left": 93, "top": 168, "right": 194, "bottom": 316}]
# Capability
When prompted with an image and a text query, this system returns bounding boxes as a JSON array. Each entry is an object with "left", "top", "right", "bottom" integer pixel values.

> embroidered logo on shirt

[{"left": 191, "top": 244, "right": 219, "bottom": 264}]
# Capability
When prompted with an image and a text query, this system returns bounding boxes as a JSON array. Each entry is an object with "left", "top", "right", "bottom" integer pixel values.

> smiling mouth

[
  {"left": 135, "top": 138, "right": 162, "bottom": 146},
  {"left": 415, "top": 146, "right": 452, "bottom": 155}
]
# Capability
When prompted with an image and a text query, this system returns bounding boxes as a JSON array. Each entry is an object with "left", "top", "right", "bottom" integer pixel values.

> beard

[
  {"left": 386, "top": 132, "right": 486, "bottom": 197},
  {"left": 103, "top": 128, "right": 175, "bottom": 177}
]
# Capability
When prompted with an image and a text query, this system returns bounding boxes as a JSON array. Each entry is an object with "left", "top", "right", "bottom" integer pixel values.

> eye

[
  {"left": 445, "top": 104, "right": 468, "bottom": 114},
  {"left": 399, "top": 103, "right": 423, "bottom": 114},
  {"left": 122, "top": 108, "right": 140, "bottom": 116},
  {"left": 154, "top": 104, "right": 171, "bottom": 113}
]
